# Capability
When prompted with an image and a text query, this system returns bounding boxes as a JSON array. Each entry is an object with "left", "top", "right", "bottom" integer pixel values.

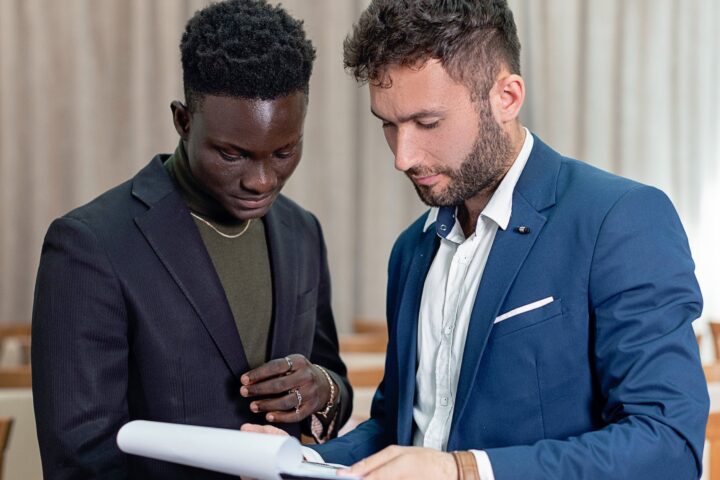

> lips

[
  {"left": 411, "top": 174, "right": 441, "bottom": 186},
  {"left": 232, "top": 194, "right": 275, "bottom": 211}
]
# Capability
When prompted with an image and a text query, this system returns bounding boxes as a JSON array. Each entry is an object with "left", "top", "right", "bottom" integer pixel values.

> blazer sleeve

[
  {"left": 306, "top": 215, "right": 353, "bottom": 435},
  {"left": 32, "top": 216, "right": 130, "bottom": 479},
  {"left": 485, "top": 186, "right": 708, "bottom": 479},
  {"left": 310, "top": 380, "right": 392, "bottom": 465},
  {"left": 310, "top": 237, "right": 409, "bottom": 464}
]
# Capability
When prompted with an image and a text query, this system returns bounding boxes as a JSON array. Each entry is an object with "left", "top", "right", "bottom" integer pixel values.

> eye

[
  {"left": 217, "top": 148, "right": 247, "bottom": 161},
  {"left": 381, "top": 121, "right": 394, "bottom": 129},
  {"left": 417, "top": 121, "right": 439, "bottom": 130},
  {"left": 275, "top": 151, "right": 293, "bottom": 159}
]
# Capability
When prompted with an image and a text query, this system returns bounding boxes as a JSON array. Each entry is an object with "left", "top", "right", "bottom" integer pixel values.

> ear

[
  {"left": 491, "top": 73, "right": 525, "bottom": 124},
  {"left": 171, "top": 100, "right": 192, "bottom": 140}
]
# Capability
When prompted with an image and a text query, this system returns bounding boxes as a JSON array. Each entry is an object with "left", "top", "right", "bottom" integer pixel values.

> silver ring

[
  {"left": 290, "top": 388, "right": 302, "bottom": 414},
  {"left": 284, "top": 356, "right": 293, "bottom": 373}
]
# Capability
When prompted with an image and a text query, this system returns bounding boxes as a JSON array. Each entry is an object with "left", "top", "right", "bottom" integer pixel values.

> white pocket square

[{"left": 494, "top": 297, "right": 554, "bottom": 324}]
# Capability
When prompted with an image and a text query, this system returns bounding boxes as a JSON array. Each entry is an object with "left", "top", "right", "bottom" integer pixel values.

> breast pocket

[{"left": 491, "top": 298, "right": 563, "bottom": 338}]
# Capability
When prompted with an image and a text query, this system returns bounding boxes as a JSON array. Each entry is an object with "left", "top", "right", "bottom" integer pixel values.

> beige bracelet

[
  {"left": 314, "top": 365, "right": 336, "bottom": 417},
  {"left": 451, "top": 451, "right": 480, "bottom": 480}
]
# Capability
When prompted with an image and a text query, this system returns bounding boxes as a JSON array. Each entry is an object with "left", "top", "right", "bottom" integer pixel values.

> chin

[{"left": 231, "top": 206, "right": 272, "bottom": 221}]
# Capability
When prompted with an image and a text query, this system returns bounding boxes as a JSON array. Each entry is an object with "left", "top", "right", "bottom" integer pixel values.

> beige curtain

[{"left": 1, "top": 0, "right": 719, "bottom": 335}]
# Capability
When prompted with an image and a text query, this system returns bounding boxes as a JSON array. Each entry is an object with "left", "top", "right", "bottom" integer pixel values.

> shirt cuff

[
  {"left": 470, "top": 450, "right": 495, "bottom": 480},
  {"left": 302, "top": 446, "right": 325, "bottom": 463}
]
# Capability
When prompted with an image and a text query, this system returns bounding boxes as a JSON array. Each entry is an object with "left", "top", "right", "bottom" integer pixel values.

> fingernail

[
  {"left": 240, "top": 387, "right": 249, "bottom": 397},
  {"left": 241, "top": 375, "right": 249, "bottom": 385},
  {"left": 267, "top": 414, "right": 274, "bottom": 422},
  {"left": 250, "top": 403, "right": 258, "bottom": 412}
]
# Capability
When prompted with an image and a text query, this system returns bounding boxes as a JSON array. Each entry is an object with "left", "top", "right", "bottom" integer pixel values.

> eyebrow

[
  {"left": 370, "top": 108, "right": 445, "bottom": 124},
  {"left": 215, "top": 135, "right": 304, "bottom": 152}
]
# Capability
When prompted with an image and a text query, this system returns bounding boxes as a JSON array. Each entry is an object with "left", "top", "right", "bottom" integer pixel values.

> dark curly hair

[
  {"left": 344, "top": 0, "right": 521, "bottom": 99},
  {"left": 180, "top": 0, "right": 316, "bottom": 110}
]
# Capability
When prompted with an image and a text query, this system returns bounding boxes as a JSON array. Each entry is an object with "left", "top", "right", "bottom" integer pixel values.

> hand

[
  {"left": 240, "top": 424, "right": 289, "bottom": 436},
  {"left": 240, "top": 354, "right": 331, "bottom": 423},
  {"left": 340, "top": 446, "right": 457, "bottom": 480}
]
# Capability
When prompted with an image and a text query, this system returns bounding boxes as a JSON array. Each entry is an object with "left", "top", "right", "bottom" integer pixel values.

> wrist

[{"left": 313, "top": 365, "right": 336, "bottom": 417}]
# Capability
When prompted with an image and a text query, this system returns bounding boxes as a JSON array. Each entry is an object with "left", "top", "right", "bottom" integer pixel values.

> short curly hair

[
  {"left": 344, "top": 0, "right": 521, "bottom": 99},
  {"left": 180, "top": 0, "right": 316, "bottom": 110}
]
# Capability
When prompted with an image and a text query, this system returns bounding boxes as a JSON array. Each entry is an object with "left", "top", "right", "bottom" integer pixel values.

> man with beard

[{"left": 303, "top": 0, "right": 707, "bottom": 479}]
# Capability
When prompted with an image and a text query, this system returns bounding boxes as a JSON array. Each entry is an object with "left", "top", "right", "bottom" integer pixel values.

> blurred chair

[
  {"left": 0, "top": 325, "right": 31, "bottom": 388},
  {"left": 708, "top": 412, "right": 720, "bottom": 480},
  {"left": 709, "top": 322, "right": 720, "bottom": 361},
  {"left": 0, "top": 325, "right": 31, "bottom": 366},
  {"left": 706, "top": 363, "right": 720, "bottom": 384},
  {"left": 339, "top": 318, "right": 388, "bottom": 354},
  {"left": 339, "top": 319, "right": 387, "bottom": 426},
  {"left": 0, "top": 417, "right": 13, "bottom": 480},
  {"left": 0, "top": 367, "right": 31, "bottom": 389},
  {"left": 340, "top": 319, "right": 386, "bottom": 390}
]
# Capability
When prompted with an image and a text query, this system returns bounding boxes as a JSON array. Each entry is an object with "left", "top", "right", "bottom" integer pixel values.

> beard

[{"left": 407, "top": 101, "right": 513, "bottom": 207}]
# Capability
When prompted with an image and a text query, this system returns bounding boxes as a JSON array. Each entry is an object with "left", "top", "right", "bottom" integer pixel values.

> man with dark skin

[{"left": 31, "top": 1, "right": 351, "bottom": 478}]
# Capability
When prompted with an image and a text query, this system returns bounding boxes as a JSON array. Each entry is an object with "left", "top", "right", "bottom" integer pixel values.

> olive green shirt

[{"left": 164, "top": 143, "right": 272, "bottom": 369}]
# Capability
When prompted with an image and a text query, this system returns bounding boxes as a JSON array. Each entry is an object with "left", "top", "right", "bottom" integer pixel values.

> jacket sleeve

[
  {"left": 310, "top": 379, "right": 393, "bottom": 465},
  {"left": 485, "top": 186, "right": 708, "bottom": 479},
  {"left": 310, "top": 235, "right": 410, "bottom": 464},
  {"left": 306, "top": 215, "right": 353, "bottom": 436},
  {"left": 32, "top": 216, "right": 130, "bottom": 479}
]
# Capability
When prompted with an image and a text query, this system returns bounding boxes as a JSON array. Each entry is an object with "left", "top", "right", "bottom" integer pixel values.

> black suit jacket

[{"left": 31, "top": 156, "right": 352, "bottom": 479}]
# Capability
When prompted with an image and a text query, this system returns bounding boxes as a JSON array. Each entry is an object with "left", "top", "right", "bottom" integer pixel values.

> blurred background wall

[{"left": 1, "top": 0, "right": 719, "bottom": 337}]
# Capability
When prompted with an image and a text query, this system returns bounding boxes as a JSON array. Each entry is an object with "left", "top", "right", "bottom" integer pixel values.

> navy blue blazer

[
  {"left": 314, "top": 136, "right": 707, "bottom": 479},
  {"left": 32, "top": 156, "right": 351, "bottom": 479}
]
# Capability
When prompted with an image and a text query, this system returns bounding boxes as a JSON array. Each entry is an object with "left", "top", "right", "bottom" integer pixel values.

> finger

[
  {"left": 240, "top": 423, "right": 266, "bottom": 433},
  {"left": 265, "top": 399, "right": 312, "bottom": 423},
  {"left": 344, "top": 446, "right": 405, "bottom": 477},
  {"left": 241, "top": 370, "right": 308, "bottom": 397},
  {"left": 240, "top": 423, "right": 289, "bottom": 436},
  {"left": 241, "top": 356, "right": 295, "bottom": 386},
  {"left": 250, "top": 391, "right": 298, "bottom": 413}
]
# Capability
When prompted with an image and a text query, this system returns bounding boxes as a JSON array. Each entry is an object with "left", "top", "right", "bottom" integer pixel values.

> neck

[{"left": 458, "top": 124, "right": 526, "bottom": 236}]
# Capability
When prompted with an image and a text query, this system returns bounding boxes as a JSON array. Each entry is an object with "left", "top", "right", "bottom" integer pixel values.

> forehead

[
  {"left": 195, "top": 93, "right": 306, "bottom": 144},
  {"left": 369, "top": 60, "right": 473, "bottom": 116}
]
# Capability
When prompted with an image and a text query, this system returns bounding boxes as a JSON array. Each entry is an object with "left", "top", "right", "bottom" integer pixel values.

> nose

[
  {"left": 392, "top": 127, "right": 420, "bottom": 172},
  {"left": 241, "top": 159, "right": 277, "bottom": 195}
]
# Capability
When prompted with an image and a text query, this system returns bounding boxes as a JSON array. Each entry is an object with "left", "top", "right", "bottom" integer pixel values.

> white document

[{"left": 117, "top": 420, "right": 358, "bottom": 480}]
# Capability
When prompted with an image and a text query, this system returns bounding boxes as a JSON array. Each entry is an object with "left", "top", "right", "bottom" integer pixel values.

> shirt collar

[{"left": 423, "top": 128, "right": 534, "bottom": 237}]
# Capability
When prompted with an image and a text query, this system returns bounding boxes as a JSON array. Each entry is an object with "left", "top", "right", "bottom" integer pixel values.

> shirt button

[
  {"left": 444, "top": 326, "right": 452, "bottom": 336},
  {"left": 440, "top": 396, "right": 449, "bottom": 406}
]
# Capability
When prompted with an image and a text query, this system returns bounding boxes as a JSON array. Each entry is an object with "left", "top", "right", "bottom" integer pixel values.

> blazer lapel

[
  {"left": 448, "top": 136, "right": 561, "bottom": 447},
  {"left": 396, "top": 226, "right": 438, "bottom": 445},
  {"left": 448, "top": 195, "right": 546, "bottom": 446},
  {"left": 264, "top": 201, "right": 298, "bottom": 361},
  {"left": 132, "top": 157, "right": 249, "bottom": 376}
]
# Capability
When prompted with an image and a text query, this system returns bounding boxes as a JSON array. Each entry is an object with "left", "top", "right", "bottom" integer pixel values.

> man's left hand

[
  {"left": 240, "top": 354, "right": 331, "bottom": 423},
  {"left": 339, "top": 446, "right": 458, "bottom": 480}
]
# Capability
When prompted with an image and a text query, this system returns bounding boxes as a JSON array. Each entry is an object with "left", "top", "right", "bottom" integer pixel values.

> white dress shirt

[{"left": 412, "top": 129, "right": 533, "bottom": 479}]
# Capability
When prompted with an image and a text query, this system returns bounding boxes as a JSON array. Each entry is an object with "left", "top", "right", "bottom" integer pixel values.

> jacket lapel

[
  {"left": 447, "top": 195, "right": 546, "bottom": 446},
  {"left": 264, "top": 201, "right": 298, "bottom": 360},
  {"left": 447, "top": 136, "right": 561, "bottom": 446},
  {"left": 396, "top": 226, "right": 438, "bottom": 445},
  {"left": 132, "top": 157, "right": 249, "bottom": 376}
]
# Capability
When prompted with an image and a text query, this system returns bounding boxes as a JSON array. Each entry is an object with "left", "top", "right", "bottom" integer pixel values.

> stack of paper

[{"left": 117, "top": 420, "right": 357, "bottom": 480}]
